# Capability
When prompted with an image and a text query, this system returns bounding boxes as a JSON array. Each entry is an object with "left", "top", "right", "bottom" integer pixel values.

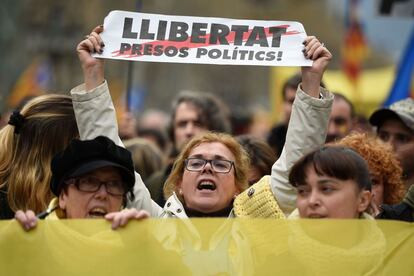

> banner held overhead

[{"left": 96, "top": 10, "right": 312, "bottom": 67}]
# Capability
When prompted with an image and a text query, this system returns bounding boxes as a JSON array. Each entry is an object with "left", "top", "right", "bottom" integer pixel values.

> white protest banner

[{"left": 97, "top": 10, "right": 312, "bottom": 67}]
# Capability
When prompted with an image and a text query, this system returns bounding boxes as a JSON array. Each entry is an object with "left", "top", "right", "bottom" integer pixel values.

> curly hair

[{"left": 335, "top": 132, "right": 405, "bottom": 204}]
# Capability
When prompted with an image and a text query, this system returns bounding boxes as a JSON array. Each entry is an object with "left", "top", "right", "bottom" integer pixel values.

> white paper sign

[{"left": 97, "top": 10, "right": 312, "bottom": 67}]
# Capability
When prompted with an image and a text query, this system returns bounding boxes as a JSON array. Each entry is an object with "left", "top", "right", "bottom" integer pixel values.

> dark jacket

[
  {"left": 0, "top": 186, "right": 15, "bottom": 219},
  {"left": 377, "top": 185, "right": 414, "bottom": 222}
]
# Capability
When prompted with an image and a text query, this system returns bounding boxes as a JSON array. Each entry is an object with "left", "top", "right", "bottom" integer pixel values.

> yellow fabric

[
  {"left": 233, "top": 176, "right": 286, "bottom": 218},
  {"left": 288, "top": 208, "right": 374, "bottom": 220},
  {"left": 0, "top": 219, "right": 413, "bottom": 275}
]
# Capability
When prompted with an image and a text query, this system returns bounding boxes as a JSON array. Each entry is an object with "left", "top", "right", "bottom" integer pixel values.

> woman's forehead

[{"left": 188, "top": 142, "right": 235, "bottom": 160}]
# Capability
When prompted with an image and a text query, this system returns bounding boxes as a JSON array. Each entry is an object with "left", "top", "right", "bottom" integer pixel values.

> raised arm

[
  {"left": 70, "top": 26, "right": 162, "bottom": 217},
  {"left": 270, "top": 36, "right": 334, "bottom": 216}
]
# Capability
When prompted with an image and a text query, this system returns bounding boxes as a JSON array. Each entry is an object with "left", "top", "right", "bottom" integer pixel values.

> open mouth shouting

[
  {"left": 197, "top": 180, "right": 217, "bottom": 191},
  {"left": 87, "top": 207, "right": 108, "bottom": 218}
]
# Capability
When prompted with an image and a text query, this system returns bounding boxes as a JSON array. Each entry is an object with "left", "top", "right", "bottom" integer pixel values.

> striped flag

[
  {"left": 383, "top": 26, "right": 414, "bottom": 106},
  {"left": 7, "top": 60, "right": 51, "bottom": 108},
  {"left": 341, "top": 0, "right": 369, "bottom": 84}
]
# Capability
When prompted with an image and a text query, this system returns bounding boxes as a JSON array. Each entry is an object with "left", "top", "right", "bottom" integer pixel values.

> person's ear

[
  {"left": 59, "top": 192, "right": 67, "bottom": 210},
  {"left": 176, "top": 179, "right": 183, "bottom": 196},
  {"left": 357, "top": 190, "right": 372, "bottom": 213}
]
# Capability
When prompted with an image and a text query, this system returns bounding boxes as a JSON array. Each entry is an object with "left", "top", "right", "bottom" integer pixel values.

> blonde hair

[
  {"left": 164, "top": 132, "right": 250, "bottom": 200},
  {"left": 336, "top": 132, "right": 405, "bottom": 204},
  {"left": 0, "top": 94, "right": 78, "bottom": 213}
]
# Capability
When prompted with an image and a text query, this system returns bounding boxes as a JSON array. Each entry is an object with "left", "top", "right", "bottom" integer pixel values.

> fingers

[
  {"left": 105, "top": 209, "right": 150, "bottom": 230},
  {"left": 311, "top": 44, "right": 332, "bottom": 60},
  {"left": 92, "top": 25, "right": 104, "bottom": 35},
  {"left": 77, "top": 25, "right": 105, "bottom": 54},
  {"left": 302, "top": 36, "right": 332, "bottom": 61},
  {"left": 15, "top": 210, "right": 38, "bottom": 231},
  {"left": 78, "top": 38, "right": 95, "bottom": 54}
]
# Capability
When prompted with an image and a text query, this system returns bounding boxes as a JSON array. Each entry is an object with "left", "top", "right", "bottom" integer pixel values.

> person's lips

[
  {"left": 87, "top": 207, "right": 108, "bottom": 218},
  {"left": 197, "top": 180, "right": 216, "bottom": 191}
]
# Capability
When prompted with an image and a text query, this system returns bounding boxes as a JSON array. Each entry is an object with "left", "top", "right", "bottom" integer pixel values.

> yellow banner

[{"left": 0, "top": 219, "right": 413, "bottom": 275}]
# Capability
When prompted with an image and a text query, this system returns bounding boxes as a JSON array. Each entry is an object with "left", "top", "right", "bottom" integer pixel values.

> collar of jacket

[{"left": 162, "top": 193, "right": 235, "bottom": 218}]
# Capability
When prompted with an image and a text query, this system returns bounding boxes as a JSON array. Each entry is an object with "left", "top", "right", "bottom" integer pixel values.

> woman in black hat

[{"left": 15, "top": 136, "right": 149, "bottom": 230}]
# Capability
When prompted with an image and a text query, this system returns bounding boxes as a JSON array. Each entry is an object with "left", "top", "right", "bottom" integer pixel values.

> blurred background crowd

[{"left": 1, "top": 0, "right": 413, "bottom": 137}]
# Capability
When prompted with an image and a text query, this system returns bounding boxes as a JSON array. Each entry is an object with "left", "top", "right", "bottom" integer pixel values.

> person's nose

[
  {"left": 387, "top": 135, "right": 398, "bottom": 151},
  {"left": 327, "top": 120, "right": 336, "bottom": 135},
  {"left": 308, "top": 190, "right": 321, "bottom": 208},
  {"left": 184, "top": 122, "right": 196, "bottom": 137},
  {"left": 201, "top": 160, "right": 214, "bottom": 173},
  {"left": 94, "top": 183, "right": 109, "bottom": 199}
]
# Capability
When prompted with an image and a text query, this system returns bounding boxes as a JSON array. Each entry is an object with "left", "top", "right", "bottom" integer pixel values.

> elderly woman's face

[
  {"left": 296, "top": 165, "right": 370, "bottom": 219},
  {"left": 179, "top": 142, "right": 240, "bottom": 214},
  {"left": 59, "top": 166, "right": 124, "bottom": 218}
]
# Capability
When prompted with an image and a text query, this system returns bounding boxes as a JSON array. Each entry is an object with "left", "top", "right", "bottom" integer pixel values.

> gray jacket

[{"left": 70, "top": 82, "right": 333, "bottom": 218}]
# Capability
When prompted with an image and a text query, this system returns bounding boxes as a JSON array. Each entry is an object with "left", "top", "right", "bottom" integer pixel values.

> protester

[
  {"left": 137, "top": 127, "right": 170, "bottom": 154},
  {"left": 0, "top": 94, "right": 79, "bottom": 219},
  {"left": 289, "top": 146, "right": 372, "bottom": 219},
  {"left": 325, "top": 92, "right": 355, "bottom": 143},
  {"left": 72, "top": 26, "right": 333, "bottom": 218},
  {"left": 377, "top": 185, "right": 414, "bottom": 222},
  {"left": 14, "top": 136, "right": 149, "bottom": 230},
  {"left": 118, "top": 111, "right": 138, "bottom": 140},
  {"left": 237, "top": 135, "right": 277, "bottom": 186},
  {"left": 351, "top": 114, "right": 373, "bottom": 135},
  {"left": 146, "top": 89, "right": 232, "bottom": 206},
  {"left": 335, "top": 133, "right": 405, "bottom": 210},
  {"left": 369, "top": 98, "right": 414, "bottom": 190},
  {"left": 376, "top": 140, "right": 414, "bottom": 221},
  {"left": 124, "top": 137, "right": 165, "bottom": 182},
  {"left": 136, "top": 109, "right": 170, "bottom": 153}
]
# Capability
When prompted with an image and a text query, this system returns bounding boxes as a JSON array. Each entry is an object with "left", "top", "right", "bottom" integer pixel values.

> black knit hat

[{"left": 50, "top": 136, "right": 135, "bottom": 196}]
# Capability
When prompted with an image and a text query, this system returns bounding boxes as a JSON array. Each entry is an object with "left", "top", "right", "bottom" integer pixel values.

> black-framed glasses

[
  {"left": 65, "top": 176, "right": 126, "bottom": 196},
  {"left": 185, "top": 158, "right": 234, "bottom": 173}
]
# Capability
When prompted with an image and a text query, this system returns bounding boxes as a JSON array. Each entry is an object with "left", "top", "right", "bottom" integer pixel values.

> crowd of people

[{"left": 1, "top": 24, "right": 413, "bottom": 234}]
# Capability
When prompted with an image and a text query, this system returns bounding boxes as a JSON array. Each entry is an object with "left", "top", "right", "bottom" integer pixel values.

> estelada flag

[
  {"left": 341, "top": 0, "right": 369, "bottom": 84},
  {"left": 7, "top": 60, "right": 51, "bottom": 108}
]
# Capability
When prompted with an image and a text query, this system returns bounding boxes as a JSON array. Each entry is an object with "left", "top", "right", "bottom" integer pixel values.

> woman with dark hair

[
  {"left": 237, "top": 135, "right": 277, "bottom": 186},
  {"left": 289, "top": 146, "right": 372, "bottom": 219}
]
